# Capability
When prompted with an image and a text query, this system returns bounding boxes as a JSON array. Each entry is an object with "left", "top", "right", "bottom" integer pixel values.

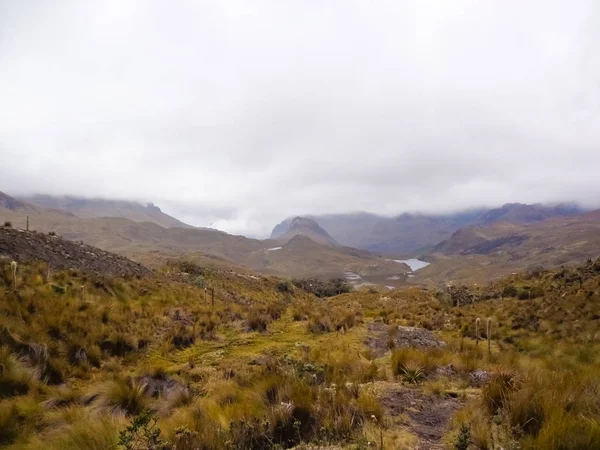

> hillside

[
  {"left": 19, "top": 195, "right": 192, "bottom": 229},
  {"left": 244, "top": 234, "right": 409, "bottom": 280},
  {"left": 272, "top": 203, "right": 586, "bottom": 254},
  {"left": 1, "top": 253, "right": 599, "bottom": 448},
  {"left": 0, "top": 227, "right": 151, "bottom": 278},
  {"left": 414, "top": 212, "right": 600, "bottom": 285}
]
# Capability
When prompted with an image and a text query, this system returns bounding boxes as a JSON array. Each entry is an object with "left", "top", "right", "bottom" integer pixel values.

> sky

[{"left": 1, "top": 1, "right": 599, "bottom": 237}]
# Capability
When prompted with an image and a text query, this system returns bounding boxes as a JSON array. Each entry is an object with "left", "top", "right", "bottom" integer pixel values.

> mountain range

[
  {"left": 3, "top": 191, "right": 600, "bottom": 287},
  {"left": 0, "top": 192, "right": 407, "bottom": 282},
  {"left": 19, "top": 195, "right": 193, "bottom": 229},
  {"left": 271, "top": 203, "right": 585, "bottom": 254}
]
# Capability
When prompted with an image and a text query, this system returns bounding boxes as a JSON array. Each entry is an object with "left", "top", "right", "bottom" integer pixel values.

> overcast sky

[{"left": 1, "top": 1, "right": 599, "bottom": 237}]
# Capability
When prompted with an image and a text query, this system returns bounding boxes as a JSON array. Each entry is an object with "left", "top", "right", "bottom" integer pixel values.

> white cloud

[{"left": 1, "top": 0, "right": 599, "bottom": 237}]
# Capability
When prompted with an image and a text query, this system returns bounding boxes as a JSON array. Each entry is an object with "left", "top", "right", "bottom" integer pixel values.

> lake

[{"left": 393, "top": 258, "right": 431, "bottom": 271}]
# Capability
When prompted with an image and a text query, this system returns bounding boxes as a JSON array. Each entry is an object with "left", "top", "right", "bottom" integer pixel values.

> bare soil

[{"left": 376, "top": 382, "right": 462, "bottom": 450}]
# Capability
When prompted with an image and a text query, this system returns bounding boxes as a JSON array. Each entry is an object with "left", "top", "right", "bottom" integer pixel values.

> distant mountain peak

[
  {"left": 0, "top": 191, "right": 27, "bottom": 211},
  {"left": 274, "top": 216, "right": 339, "bottom": 247}
]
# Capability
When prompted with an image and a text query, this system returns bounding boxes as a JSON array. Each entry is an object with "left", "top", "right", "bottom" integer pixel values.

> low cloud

[{"left": 1, "top": 1, "right": 599, "bottom": 237}]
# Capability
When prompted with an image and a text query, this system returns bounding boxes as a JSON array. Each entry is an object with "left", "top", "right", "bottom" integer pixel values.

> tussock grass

[{"left": 2, "top": 258, "right": 600, "bottom": 448}]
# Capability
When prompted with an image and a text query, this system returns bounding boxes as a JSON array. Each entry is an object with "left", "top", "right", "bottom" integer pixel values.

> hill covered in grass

[{"left": 1, "top": 252, "right": 599, "bottom": 449}]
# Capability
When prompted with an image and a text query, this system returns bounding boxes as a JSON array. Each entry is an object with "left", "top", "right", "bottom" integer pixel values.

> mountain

[
  {"left": 0, "top": 192, "right": 409, "bottom": 281},
  {"left": 415, "top": 211, "right": 600, "bottom": 285},
  {"left": 271, "top": 211, "right": 485, "bottom": 254},
  {"left": 0, "top": 191, "right": 29, "bottom": 211},
  {"left": 271, "top": 203, "right": 586, "bottom": 254},
  {"left": 477, "top": 202, "right": 583, "bottom": 224},
  {"left": 274, "top": 217, "right": 339, "bottom": 247},
  {"left": 19, "top": 195, "right": 192, "bottom": 229}
]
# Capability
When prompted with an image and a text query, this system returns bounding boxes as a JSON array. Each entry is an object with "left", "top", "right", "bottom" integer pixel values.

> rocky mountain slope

[
  {"left": 0, "top": 226, "right": 151, "bottom": 278},
  {"left": 19, "top": 194, "right": 192, "bottom": 229}
]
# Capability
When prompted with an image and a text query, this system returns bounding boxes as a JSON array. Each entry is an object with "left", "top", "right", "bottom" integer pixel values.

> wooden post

[
  {"left": 26, "top": 216, "right": 29, "bottom": 231},
  {"left": 476, "top": 318, "right": 480, "bottom": 347},
  {"left": 203, "top": 288, "right": 207, "bottom": 304},
  {"left": 487, "top": 318, "right": 492, "bottom": 356}
]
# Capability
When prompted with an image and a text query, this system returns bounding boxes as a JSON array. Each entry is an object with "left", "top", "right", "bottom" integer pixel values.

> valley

[
  {"left": 2, "top": 191, "right": 600, "bottom": 449},
  {"left": 3, "top": 3, "right": 599, "bottom": 448}
]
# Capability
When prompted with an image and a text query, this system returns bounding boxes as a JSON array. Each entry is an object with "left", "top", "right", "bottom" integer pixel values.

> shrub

[
  {"left": 51, "top": 284, "right": 67, "bottom": 294},
  {"left": 119, "top": 410, "right": 170, "bottom": 450},
  {"left": 293, "top": 277, "right": 351, "bottom": 298},
  {"left": 502, "top": 285, "right": 518, "bottom": 298},
  {"left": 178, "top": 261, "right": 204, "bottom": 275},
  {"left": 307, "top": 316, "right": 332, "bottom": 334},
  {"left": 2, "top": 221, "right": 12, "bottom": 228},
  {"left": 454, "top": 423, "right": 471, "bottom": 450},
  {"left": 170, "top": 327, "right": 195, "bottom": 349},
  {"left": 529, "top": 286, "right": 544, "bottom": 299},
  {"left": 193, "top": 276, "right": 205, "bottom": 288},
  {"left": 247, "top": 311, "right": 269, "bottom": 332},
  {"left": 276, "top": 280, "right": 293, "bottom": 293}
]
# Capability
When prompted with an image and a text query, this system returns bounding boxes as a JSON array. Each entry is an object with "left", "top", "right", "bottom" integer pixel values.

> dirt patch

[
  {"left": 365, "top": 323, "right": 446, "bottom": 357},
  {"left": 376, "top": 382, "right": 461, "bottom": 450},
  {"left": 0, "top": 227, "right": 151, "bottom": 278}
]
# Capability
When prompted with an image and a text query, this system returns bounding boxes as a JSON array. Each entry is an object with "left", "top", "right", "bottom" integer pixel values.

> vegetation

[
  {"left": 292, "top": 277, "right": 352, "bottom": 298},
  {"left": 0, "top": 257, "right": 599, "bottom": 449}
]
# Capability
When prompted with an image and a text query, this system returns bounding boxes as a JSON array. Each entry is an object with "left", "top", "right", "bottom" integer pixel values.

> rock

[
  {"left": 137, "top": 374, "right": 189, "bottom": 399},
  {"left": 470, "top": 369, "right": 490, "bottom": 386},
  {"left": 394, "top": 326, "right": 446, "bottom": 348}
]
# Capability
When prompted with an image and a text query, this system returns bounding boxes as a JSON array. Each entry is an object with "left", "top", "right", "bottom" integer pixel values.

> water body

[{"left": 393, "top": 258, "right": 431, "bottom": 271}]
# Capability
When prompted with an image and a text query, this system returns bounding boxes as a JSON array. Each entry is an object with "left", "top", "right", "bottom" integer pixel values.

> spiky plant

[{"left": 399, "top": 362, "right": 425, "bottom": 384}]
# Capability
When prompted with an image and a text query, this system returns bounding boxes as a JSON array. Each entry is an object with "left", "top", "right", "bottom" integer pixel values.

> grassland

[{"left": 1, "top": 257, "right": 599, "bottom": 449}]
